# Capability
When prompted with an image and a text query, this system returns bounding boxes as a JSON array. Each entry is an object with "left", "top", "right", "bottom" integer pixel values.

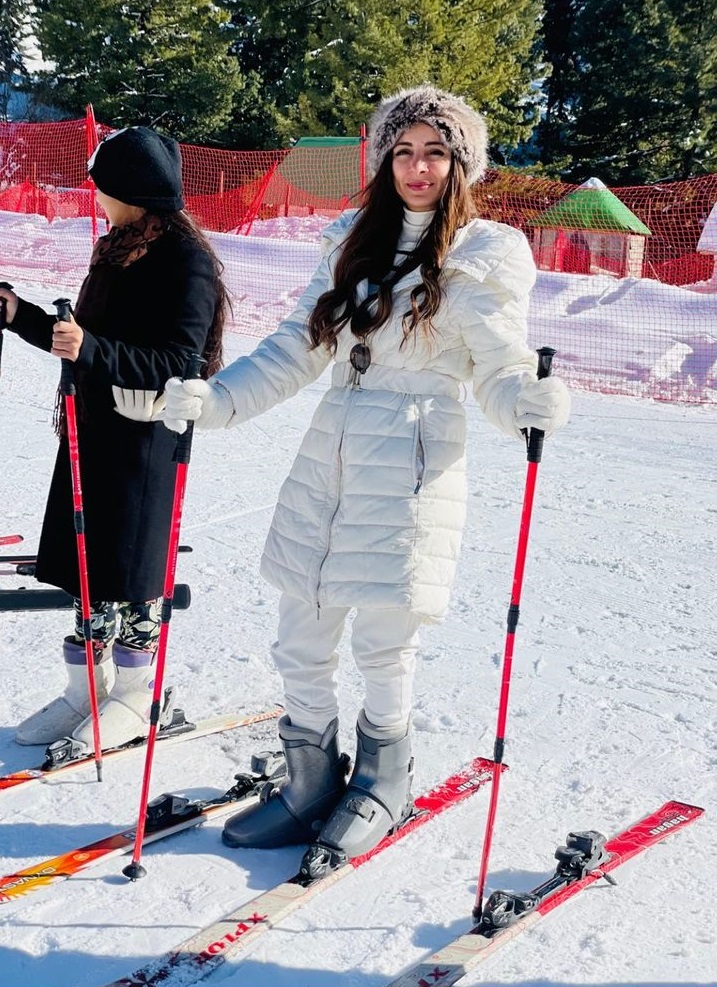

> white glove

[
  {"left": 163, "top": 377, "right": 234, "bottom": 434},
  {"left": 515, "top": 376, "right": 571, "bottom": 437},
  {"left": 112, "top": 386, "right": 166, "bottom": 422}
]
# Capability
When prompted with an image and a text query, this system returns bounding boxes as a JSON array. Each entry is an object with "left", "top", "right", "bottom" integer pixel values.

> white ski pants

[{"left": 271, "top": 593, "right": 423, "bottom": 734}]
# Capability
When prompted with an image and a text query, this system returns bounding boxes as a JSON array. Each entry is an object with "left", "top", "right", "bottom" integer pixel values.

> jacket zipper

[{"left": 413, "top": 402, "right": 425, "bottom": 494}]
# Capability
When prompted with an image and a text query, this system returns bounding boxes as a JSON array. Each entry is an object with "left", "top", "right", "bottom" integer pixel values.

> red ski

[{"left": 386, "top": 799, "right": 704, "bottom": 986}]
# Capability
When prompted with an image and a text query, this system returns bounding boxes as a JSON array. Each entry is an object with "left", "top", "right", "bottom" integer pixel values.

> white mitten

[
  {"left": 163, "top": 377, "right": 234, "bottom": 433},
  {"left": 515, "top": 376, "right": 571, "bottom": 437},
  {"left": 112, "top": 386, "right": 166, "bottom": 422}
]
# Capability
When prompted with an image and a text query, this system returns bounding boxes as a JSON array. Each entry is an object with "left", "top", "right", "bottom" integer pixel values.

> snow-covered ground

[{"left": 0, "top": 264, "right": 715, "bottom": 985}]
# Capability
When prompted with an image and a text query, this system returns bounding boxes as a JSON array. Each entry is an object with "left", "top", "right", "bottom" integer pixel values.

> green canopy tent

[
  {"left": 276, "top": 135, "right": 364, "bottom": 202},
  {"left": 238, "top": 135, "right": 365, "bottom": 233},
  {"left": 530, "top": 178, "right": 651, "bottom": 277}
]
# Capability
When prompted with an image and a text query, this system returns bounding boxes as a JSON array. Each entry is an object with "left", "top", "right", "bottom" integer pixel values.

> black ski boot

[
  {"left": 303, "top": 710, "right": 414, "bottom": 868},
  {"left": 222, "top": 715, "right": 349, "bottom": 849}
]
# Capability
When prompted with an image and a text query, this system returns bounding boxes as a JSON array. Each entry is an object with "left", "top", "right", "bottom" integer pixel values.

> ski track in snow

[{"left": 0, "top": 287, "right": 715, "bottom": 986}]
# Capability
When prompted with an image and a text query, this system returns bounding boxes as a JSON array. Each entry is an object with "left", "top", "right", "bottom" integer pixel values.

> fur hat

[
  {"left": 88, "top": 126, "right": 185, "bottom": 213},
  {"left": 368, "top": 85, "right": 488, "bottom": 186}
]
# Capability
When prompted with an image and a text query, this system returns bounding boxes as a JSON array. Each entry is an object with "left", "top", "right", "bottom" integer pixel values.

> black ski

[{"left": 0, "top": 584, "right": 191, "bottom": 611}]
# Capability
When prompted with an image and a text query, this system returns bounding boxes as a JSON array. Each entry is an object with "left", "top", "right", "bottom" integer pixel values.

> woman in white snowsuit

[{"left": 164, "top": 86, "right": 571, "bottom": 872}]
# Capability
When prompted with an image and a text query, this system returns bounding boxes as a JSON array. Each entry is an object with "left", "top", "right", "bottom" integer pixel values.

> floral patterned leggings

[{"left": 72, "top": 598, "right": 161, "bottom": 652}]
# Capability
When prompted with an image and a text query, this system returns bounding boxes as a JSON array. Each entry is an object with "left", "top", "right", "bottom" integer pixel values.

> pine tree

[
  {"left": 0, "top": 0, "right": 32, "bottom": 121},
  {"left": 564, "top": 0, "right": 717, "bottom": 182},
  {"left": 665, "top": 0, "right": 717, "bottom": 179},
  {"left": 220, "top": 0, "right": 543, "bottom": 153},
  {"left": 537, "top": 0, "right": 581, "bottom": 169},
  {"left": 31, "top": 0, "right": 242, "bottom": 141}
]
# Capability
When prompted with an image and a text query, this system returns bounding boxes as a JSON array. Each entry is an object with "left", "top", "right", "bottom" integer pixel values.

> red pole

[
  {"left": 473, "top": 346, "right": 556, "bottom": 922},
  {"left": 123, "top": 354, "right": 204, "bottom": 880},
  {"left": 85, "top": 105, "right": 100, "bottom": 241},
  {"left": 54, "top": 297, "right": 103, "bottom": 780},
  {"left": 240, "top": 159, "right": 280, "bottom": 236}
]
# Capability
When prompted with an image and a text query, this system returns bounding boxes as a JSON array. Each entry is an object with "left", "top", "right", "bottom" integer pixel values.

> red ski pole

[
  {"left": 53, "top": 297, "right": 104, "bottom": 781},
  {"left": 473, "top": 346, "right": 556, "bottom": 922},
  {"left": 123, "top": 353, "right": 204, "bottom": 880}
]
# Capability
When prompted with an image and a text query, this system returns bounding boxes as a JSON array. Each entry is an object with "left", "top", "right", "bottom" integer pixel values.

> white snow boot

[
  {"left": 300, "top": 710, "right": 413, "bottom": 876},
  {"left": 14, "top": 638, "right": 115, "bottom": 746},
  {"left": 71, "top": 642, "right": 174, "bottom": 752}
]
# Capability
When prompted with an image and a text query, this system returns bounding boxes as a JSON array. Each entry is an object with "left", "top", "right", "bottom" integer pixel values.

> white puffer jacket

[{"left": 214, "top": 210, "right": 538, "bottom": 622}]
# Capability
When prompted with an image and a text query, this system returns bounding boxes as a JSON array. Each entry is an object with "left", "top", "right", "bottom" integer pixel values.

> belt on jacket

[{"left": 332, "top": 361, "right": 462, "bottom": 399}]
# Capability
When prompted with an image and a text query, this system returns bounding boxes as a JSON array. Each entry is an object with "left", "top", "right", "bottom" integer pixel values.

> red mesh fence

[{"left": 1, "top": 116, "right": 715, "bottom": 403}]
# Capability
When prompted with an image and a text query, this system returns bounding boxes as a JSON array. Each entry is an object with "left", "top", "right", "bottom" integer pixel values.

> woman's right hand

[
  {"left": 163, "top": 377, "right": 234, "bottom": 433},
  {"left": 0, "top": 285, "right": 18, "bottom": 325}
]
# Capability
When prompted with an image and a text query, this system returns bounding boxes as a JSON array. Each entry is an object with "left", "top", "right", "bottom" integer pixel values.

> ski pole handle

[
  {"left": 184, "top": 352, "right": 206, "bottom": 381},
  {"left": 53, "top": 297, "right": 76, "bottom": 396},
  {"left": 536, "top": 345, "right": 555, "bottom": 380},
  {"left": 174, "top": 353, "right": 206, "bottom": 465},
  {"left": 53, "top": 297, "right": 73, "bottom": 322},
  {"left": 527, "top": 346, "right": 557, "bottom": 464},
  {"left": 0, "top": 282, "right": 12, "bottom": 376},
  {"left": 0, "top": 281, "right": 13, "bottom": 327}
]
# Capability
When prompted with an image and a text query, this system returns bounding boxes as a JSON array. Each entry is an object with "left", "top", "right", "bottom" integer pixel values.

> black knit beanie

[{"left": 88, "top": 126, "right": 185, "bottom": 213}]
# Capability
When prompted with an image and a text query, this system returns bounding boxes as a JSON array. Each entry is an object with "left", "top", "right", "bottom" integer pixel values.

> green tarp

[
  {"left": 277, "top": 137, "right": 363, "bottom": 198},
  {"left": 293, "top": 136, "right": 362, "bottom": 147},
  {"left": 531, "top": 181, "right": 651, "bottom": 235}
]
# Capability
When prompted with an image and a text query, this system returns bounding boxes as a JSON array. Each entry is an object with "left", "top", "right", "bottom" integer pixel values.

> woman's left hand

[
  {"left": 515, "top": 376, "right": 571, "bottom": 437},
  {"left": 51, "top": 314, "right": 84, "bottom": 361}
]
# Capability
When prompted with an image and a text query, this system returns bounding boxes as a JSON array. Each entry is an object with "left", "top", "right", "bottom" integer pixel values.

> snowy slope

[{"left": 0, "top": 280, "right": 714, "bottom": 987}]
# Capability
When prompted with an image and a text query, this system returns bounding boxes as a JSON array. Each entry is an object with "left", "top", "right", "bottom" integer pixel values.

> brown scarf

[
  {"left": 90, "top": 213, "right": 167, "bottom": 268},
  {"left": 53, "top": 214, "right": 167, "bottom": 437}
]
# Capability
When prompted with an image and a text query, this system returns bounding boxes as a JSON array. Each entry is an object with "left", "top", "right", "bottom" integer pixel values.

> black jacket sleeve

[{"left": 6, "top": 297, "right": 55, "bottom": 353}]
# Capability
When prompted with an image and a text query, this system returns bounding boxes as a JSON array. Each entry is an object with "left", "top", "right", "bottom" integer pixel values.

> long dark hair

[
  {"left": 169, "top": 210, "right": 228, "bottom": 378},
  {"left": 307, "top": 149, "right": 477, "bottom": 353}
]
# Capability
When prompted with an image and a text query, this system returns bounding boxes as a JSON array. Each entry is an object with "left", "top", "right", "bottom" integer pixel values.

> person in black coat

[{"left": 0, "top": 127, "right": 228, "bottom": 751}]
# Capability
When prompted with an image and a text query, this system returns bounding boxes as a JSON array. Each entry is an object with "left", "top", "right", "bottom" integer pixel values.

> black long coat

[{"left": 9, "top": 224, "right": 218, "bottom": 600}]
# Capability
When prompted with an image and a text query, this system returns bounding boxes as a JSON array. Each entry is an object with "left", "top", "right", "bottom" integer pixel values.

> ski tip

[
  {"left": 649, "top": 800, "right": 706, "bottom": 828},
  {"left": 0, "top": 534, "right": 24, "bottom": 546},
  {"left": 665, "top": 799, "right": 705, "bottom": 814}
]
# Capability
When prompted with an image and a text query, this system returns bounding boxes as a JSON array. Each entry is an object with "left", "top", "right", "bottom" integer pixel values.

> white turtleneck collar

[
  {"left": 397, "top": 207, "right": 435, "bottom": 255},
  {"left": 403, "top": 207, "right": 435, "bottom": 231}
]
